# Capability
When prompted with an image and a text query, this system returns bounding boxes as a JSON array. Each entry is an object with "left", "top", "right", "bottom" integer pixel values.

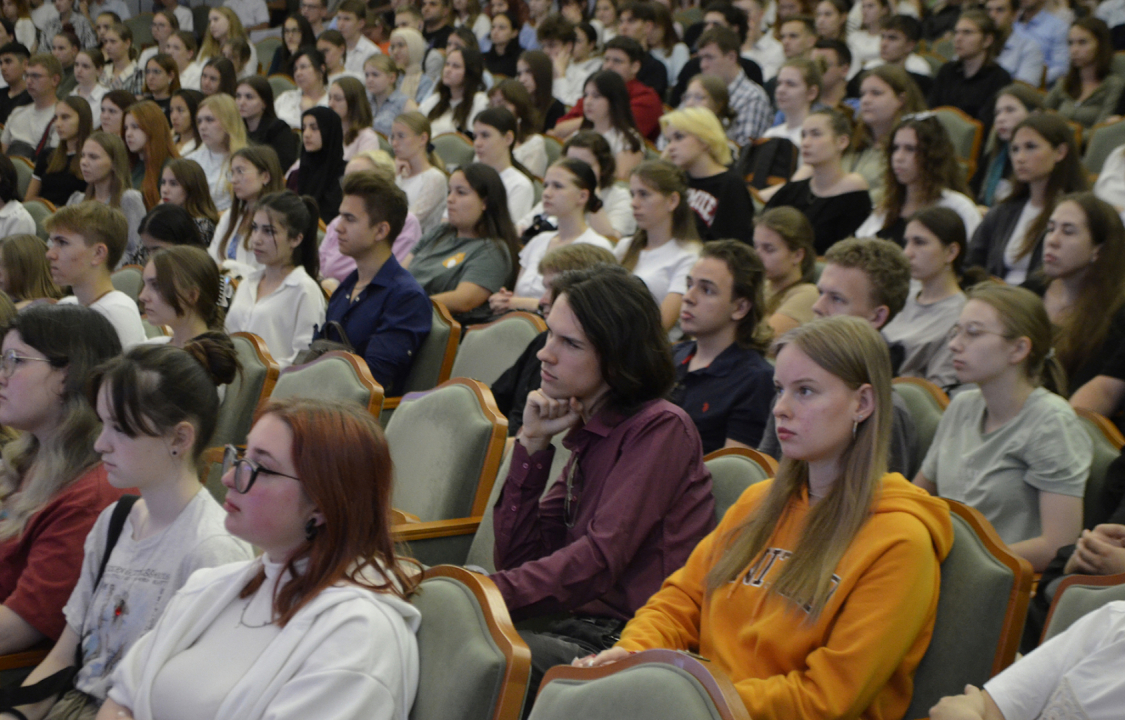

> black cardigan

[
  {"left": 246, "top": 117, "right": 300, "bottom": 174},
  {"left": 966, "top": 197, "right": 1045, "bottom": 279}
]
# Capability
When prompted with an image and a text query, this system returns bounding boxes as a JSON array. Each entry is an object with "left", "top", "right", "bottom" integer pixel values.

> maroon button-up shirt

[{"left": 491, "top": 399, "right": 715, "bottom": 621}]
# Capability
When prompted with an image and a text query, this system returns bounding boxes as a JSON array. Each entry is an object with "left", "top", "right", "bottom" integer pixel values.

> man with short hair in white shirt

[
  {"left": 337, "top": 0, "right": 379, "bottom": 75},
  {"left": 223, "top": 0, "right": 269, "bottom": 33},
  {"left": 45, "top": 201, "right": 146, "bottom": 350},
  {"left": 1, "top": 52, "right": 60, "bottom": 156}
]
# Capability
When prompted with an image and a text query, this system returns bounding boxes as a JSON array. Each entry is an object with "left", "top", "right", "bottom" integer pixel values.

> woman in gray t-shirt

[
  {"left": 913, "top": 284, "right": 1089, "bottom": 572},
  {"left": 405, "top": 163, "right": 517, "bottom": 325}
]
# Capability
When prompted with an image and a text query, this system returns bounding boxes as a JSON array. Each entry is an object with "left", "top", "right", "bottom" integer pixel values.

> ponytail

[{"left": 254, "top": 190, "right": 321, "bottom": 280}]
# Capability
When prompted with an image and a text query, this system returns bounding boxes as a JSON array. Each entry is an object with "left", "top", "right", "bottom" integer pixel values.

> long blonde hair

[
  {"left": 659, "top": 106, "right": 731, "bottom": 166},
  {"left": 198, "top": 93, "right": 247, "bottom": 200},
  {"left": 704, "top": 315, "right": 892, "bottom": 618}
]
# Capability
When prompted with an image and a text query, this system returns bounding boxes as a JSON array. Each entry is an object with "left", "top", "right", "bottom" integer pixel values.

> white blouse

[
  {"left": 224, "top": 266, "right": 326, "bottom": 368},
  {"left": 514, "top": 134, "right": 548, "bottom": 178},
  {"left": 274, "top": 89, "right": 329, "bottom": 130},
  {"left": 515, "top": 227, "right": 613, "bottom": 299},
  {"left": 70, "top": 84, "right": 108, "bottom": 129},
  {"left": 397, "top": 166, "right": 448, "bottom": 236},
  {"left": 499, "top": 166, "right": 534, "bottom": 224},
  {"left": 179, "top": 61, "right": 203, "bottom": 91},
  {"left": 417, "top": 91, "right": 489, "bottom": 137},
  {"left": 185, "top": 145, "right": 232, "bottom": 211}
]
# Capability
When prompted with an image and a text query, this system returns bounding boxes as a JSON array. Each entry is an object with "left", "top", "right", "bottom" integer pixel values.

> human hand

[
  {"left": 552, "top": 46, "right": 570, "bottom": 78},
  {"left": 930, "top": 684, "right": 987, "bottom": 720},
  {"left": 573, "top": 647, "right": 631, "bottom": 668},
  {"left": 1091, "top": 523, "right": 1125, "bottom": 546},
  {"left": 518, "top": 390, "right": 582, "bottom": 453},
  {"left": 1069, "top": 529, "right": 1125, "bottom": 575},
  {"left": 489, "top": 287, "right": 513, "bottom": 313},
  {"left": 395, "top": 158, "right": 411, "bottom": 177}
]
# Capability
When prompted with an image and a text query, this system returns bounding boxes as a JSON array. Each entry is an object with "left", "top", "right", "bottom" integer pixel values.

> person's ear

[
  {"left": 168, "top": 420, "right": 196, "bottom": 459},
  {"left": 91, "top": 241, "right": 108, "bottom": 266},
  {"left": 1009, "top": 335, "right": 1032, "bottom": 366},
  {"left": 665, "top": 189, "right": 680, "bottom": 214},
  {"left": 869, "top": 304, "right": 889, "bottom": 329},
  {"left": 731, "top": 296, "right": 751, "bottom": 322},
  {"left": 945, "top": 241, "right": 961, "bottom": 266},
  {"left": 853, "top": 382, "right": 875, "bottom": 424},
  {"left": 374, "top": 219, "right": 392, "bottom": 243},
  {"left": 1054, "top": 142, "right": 1068, "bottom": 164}
]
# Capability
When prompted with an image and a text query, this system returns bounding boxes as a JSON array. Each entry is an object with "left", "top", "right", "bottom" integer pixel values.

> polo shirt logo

[
  {"left": 443, "top": 252, "right": 466, "bottom": 269},
  {"left": 701, "top": 402, "right": 710, "bottom": 413}
]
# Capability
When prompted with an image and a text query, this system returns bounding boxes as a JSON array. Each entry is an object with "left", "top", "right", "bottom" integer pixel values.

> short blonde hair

[{"left": 659, "top": 107, "right": 731, "bottom": 166}]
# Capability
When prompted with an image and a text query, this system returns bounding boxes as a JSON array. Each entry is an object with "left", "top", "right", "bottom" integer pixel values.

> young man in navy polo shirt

[
  {"left": 319, "top": 170, "right": 432, "bottom": 395},
  {"left": 671, "top": 240, "right": 775, "bottom": 454}
]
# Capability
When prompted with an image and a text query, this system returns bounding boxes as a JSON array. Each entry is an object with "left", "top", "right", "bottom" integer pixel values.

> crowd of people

[{"left": 0, "top": 0, "right": 1122, "bottom": 717}]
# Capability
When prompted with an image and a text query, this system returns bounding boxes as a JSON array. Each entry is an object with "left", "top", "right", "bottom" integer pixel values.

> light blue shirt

[
  {"left": 520, "top": 22, "right": 540, "bottom": 51},
  {"left": 1014, "top": 9, "right": 1069, "bottom": 84},
  {"left": 996, "top": 27, "right": 1046, "bottom": 86},
  {"left": 90, "top": 0, "right": 131, "bottom": 20}
]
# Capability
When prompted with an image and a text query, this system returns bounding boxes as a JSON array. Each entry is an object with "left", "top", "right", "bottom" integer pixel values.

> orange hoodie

[{"left": 616, "top": 473, "right": 953, "bottom": 720}]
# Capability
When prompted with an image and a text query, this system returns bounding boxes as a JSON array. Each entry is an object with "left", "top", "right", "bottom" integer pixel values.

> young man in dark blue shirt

[
  {"left": 671, "top": 240, "right": 775, "bottom": 454},
  {"left": 319, "top": 170, "right": 432, "bottom": 395}
]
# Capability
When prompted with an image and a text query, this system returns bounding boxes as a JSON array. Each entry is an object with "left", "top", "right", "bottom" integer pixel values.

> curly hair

[
  {"left": 823, "top": 236, "right": 911, "bottom": 323},
  {"left": 877, "top": 114, "right": 966, "bottom": 231}
]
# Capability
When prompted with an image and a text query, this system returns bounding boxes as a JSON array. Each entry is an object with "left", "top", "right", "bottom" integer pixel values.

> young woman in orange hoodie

[{"left": 582, "top": 314, "right": 954, "bottom": 720}]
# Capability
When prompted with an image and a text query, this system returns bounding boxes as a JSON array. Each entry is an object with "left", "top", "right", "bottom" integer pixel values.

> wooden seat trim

[
  {"left": 1041, "top": 571, "right": 1125, "bottom": 643},
  {"left": 892, "top": 376, "right": 951, "bottom": 409},
  {"left": 703, "top": 446, "right": 778, "bottom": 476},
  {"left": 1075, "top": 408, "right": 1125, "bottom": 449}
]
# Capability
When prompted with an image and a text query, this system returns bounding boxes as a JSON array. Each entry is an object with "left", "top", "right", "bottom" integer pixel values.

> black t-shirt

[
  {"left": 543, "top": 98, "right": 566, "bottom": 131},
  {"left": 765, "top": 178, "right": 872, "bottom": 254},
  {"left": 928, "top": 60, "right": 1011, "bottom": 130},
  {"left": 0, "top": 88, "right": 31, "bottom": 125},
  {"left": 686, "top": 169, "right": 755, "bottom": 243},
  {"left": 484, "top": 42, "right": 521, "bottom": 79},
  {"left": 33, "top": 151, "right": 87, "bottom": 208},
  {"left": 423, "top": 23, "right": 454, "bottom": 50},
  {"left": 491, "top": 330, "right": 546, "bottom": 436}
]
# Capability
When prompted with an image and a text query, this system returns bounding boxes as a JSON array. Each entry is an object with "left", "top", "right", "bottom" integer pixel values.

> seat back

[
  {"left": 22, "top": 200, "right": 52, "bottom": 241},
  {"left": 903, "top": 500, "right": 1033, "bottom": 720},
  {"left": 1083, "top": 119, "right": 1125, "bottom": 174},
  {"left": 450, "top": 312, "right": 546, "bottom": 386},
  {"left": 933, "top": 106, "right": 983, "bottom": 179},
  {"left": 192, "top": 5, "right": 211, "bottom": 41},
  {"left": 110, "top": 265, "right": 145, "bottom": 303},
  {"left": 125, "top": 13, "right": 154, "bottom": 48},
  {"left": 209, "top": 332, "right": 280, "bottom": 448},
  {"left": 268, "top": 73, "right": 297, "bottom": 97},
  {"left": 531, "top": 649, "right": 749, "bottom": 720},
  {"left": 271, "top": 350, "right": 385, "bottom": 417},
  {"left": 432, "top": 132, "right": 476, "bottom": 172},
  {"left": 386, "top": 378, "right": 507, "bottom": 522},
  {"left": 255, "top": 36, "right": 283, "bottom": 74},
  {"left": 464, "top": 435, "right": 570, "bottom": 572},
  {"left": 1074, "top": 409, "right": 1124, "bottom": 528},
  {"left": 543, "top": 135, "right": 562, "bottom": 167},
  {"left": 1041, "top": 572, "right": 1125, "bottom": 642},
  {"left": 703, "top": 448, "right": 776, "bottom": 524},
  {"left": 12, "top": 156, "right": 32, "bottom": 200},
  {"left": 403, "top": 299, "right": 461, "bottom": 393},
  {"left": 892, "top": 377, "right": 949, "bottom": 466},
  {"left": 197, "top": 446, "right": 228, "bottom": 504},
  {"left": 410, "top": 566, "right": 530, "bottom": 720}
]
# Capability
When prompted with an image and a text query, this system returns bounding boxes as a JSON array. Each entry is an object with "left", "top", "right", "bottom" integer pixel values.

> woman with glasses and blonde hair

[
  {"left": 98, "top": 398, "right": 421, "bottom": 720},
  {"left": 186, "top": 93, "right": 248, "bottom": 211},
  {"left": 582, "top": 314, "right": 953, "bottom": 720}
]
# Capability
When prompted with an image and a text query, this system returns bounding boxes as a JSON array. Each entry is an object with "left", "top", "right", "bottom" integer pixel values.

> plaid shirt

[{"left": 727, "top": 71, "right": 772, "bottom": 147}]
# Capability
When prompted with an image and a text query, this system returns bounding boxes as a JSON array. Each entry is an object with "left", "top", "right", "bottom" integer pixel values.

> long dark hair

[
  {"left": 149, "top": 245, "right": 228, "bottom": 330},
  {"left": 238, "top": 76, "right": 279, "bottom": 126},
  {"left": 553, "top": 264, "right": 675, "bottom": 415},
  {"left": 579, "top": 70, "right": 641, "bottom": 152},
  {"left": 46, "top": 96, "right": 93, "bottom": 177},
  {"left": 488, "top": 77, "right": 541, "bottom": 137},
  {"left": 277, "top": 14, "right": 316, "bottom": 74},
  {"left": 454, "top": 163, "right": 519, "bottom": 285},
  {"left": 1063, "top": 16, "right": 1113, "bottom": 99},
  {"left": 172, "top": 89, "right": 205, "bottom": 147},
  {"left": 563, "top": 130, "right": 616, "bottom": 189},
  {"left": 253, "top": 190, "right": 321, "bottom": 279},
  {"left": 518, "top": 50, "right": 555, "bottom": 115},
  {"left": 473, "top": 106, "right": 536, "bottom": 182},
  {"left": 878, "top": 115, "right": 966, "bottom": 231},
  {"left": 221, "top": 145, "right": 284, "bottom": 259},
  {"left": 429, "top": 47, "right": 485, "bottom": 134},
  {"left": 1005, "top": 113, "right": 1089, "bottom": 261},
  {"left": 204, "top": 56, "right": 238, "bottom": 96}
]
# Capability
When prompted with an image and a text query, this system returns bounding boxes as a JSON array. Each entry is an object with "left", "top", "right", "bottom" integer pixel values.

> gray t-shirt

[
  {"left": 921, "top": 387, "right": 1091, "bottom": 545},
  {"left": 408, "top": 225, "right": 512, "bottom": 325},
  {"left": 63, "top": 490, "right": 254, "bottom": 700},
  {"left": 882, "top": 292, "right": 966, "bottom": 391}
]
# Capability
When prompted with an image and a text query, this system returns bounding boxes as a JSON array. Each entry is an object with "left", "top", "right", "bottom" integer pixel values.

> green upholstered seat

[
  {"left": 1074, "top": 410, "right": 1123, "bottom": 528},
  {"left": 703, "top": 449, "right": 773, "bottom": 525},
  {"left": 110, "top": 266, "right": 144, "bottom": 303},
  {"left": 1042, "top": 575, "right": 1125, "bottom": 642},
  {"left": 892, "top": 378, "right": 948, "bottom": 470},
  {"left": 450, "top": 312, "right": 545, "bottom": 387},
  {"left": 209, "top": 332, "right": 279, "bottom": 449},
  {"left": 270, "top": 350, "right": 384, "bottom": 416},
  {"left": 432, "top": 132, "right": 475, "bottom": 172}
]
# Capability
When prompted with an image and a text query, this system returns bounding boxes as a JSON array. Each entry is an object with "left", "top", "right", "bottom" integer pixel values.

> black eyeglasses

[{"left": 221, "top": 444, "right": 300, "bottom": 494}]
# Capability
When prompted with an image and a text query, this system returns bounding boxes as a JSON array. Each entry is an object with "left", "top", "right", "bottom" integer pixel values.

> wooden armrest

[
  {"left": 383, "top": 396, "right": 402, "bottom": 410},
  {"left": 0, "top": 643, "right": 51, "bottom": 672},
  {"left": 393, "top": 516, "right": 482, "bottom": 542},
  {"left": 392, "top": 509, "right": 420, "bottom": 524}
]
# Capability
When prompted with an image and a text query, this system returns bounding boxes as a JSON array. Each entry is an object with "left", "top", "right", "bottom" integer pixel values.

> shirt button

[
  {"left": 522, "top": 462, "right": 529, "bottom": 469},
  {"left": 510, "top": 505, "right": 518, "bottom": 511}
]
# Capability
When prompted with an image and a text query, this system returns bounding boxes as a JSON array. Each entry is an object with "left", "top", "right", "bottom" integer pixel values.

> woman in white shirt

[
  {"left": 856, "top": 114, "right": 982, "bottom": 246},
  {"left": 615, "top": 159, "right": 702, "bottom": 331},
  {"left": 3, "top": 0, "right": 36, "bottom": 52},
  {"left": 488, "top": 78, "right": 548, "bottom": 178},
  {"left": 847, "top": 0, "right": 891, "bottom": 73},
  {"left": 764, "top": 57, "right": 821, "bottom": 162},
  {"left": 166, "top": 30, "right": 203, "bottom": 91},
  {"left": 224, "top": 190, "right": 326, "bottom": 367},
  {"left": 186, "top": 93, "right": 247, "bottom": 212},
  {"left": 418, "top": 46, "right": 489, "bottom": 137},
  {"left": 274, "top": 47, "right": 330, "bottom": 130},
  {"left": 392, "top": 111, "right": 448, "bottom": 235},
  {"left": 328, "top": 76, "right": 379, "bottom": 161},
  {"left": 490, "top": 157, "right": 612, "bottom": 314},
  {"left": 209, "top": 146, "right": 284, "bottom": 278},
  {"left": 101, "top": 399, "right": 420, "bottom": 720},
  {"left": 69, "top": 48, "right": 108, "bottom": 128},
  {"left": 472, "top": 106, "right": 535, "bottom": 224}
]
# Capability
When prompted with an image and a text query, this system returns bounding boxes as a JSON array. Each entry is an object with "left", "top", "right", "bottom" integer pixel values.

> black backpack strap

[{"left": 0, "top": 495, "right": 140, "bottom": 711}]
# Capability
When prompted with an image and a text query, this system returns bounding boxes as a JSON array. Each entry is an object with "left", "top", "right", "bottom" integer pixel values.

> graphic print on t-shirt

[
  {"left": 82, "top": 565, "right": 174, "bottom": 686},
  {"left": 686, "top": 188, "right": 718, "bottom": 228}
]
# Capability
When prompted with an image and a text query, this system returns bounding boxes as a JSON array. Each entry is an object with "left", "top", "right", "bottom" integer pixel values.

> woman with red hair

[
  {"left": 123, "top": 100, "right": 180, "bottom": 209},
  {"left": 99, "top": 398, "right": 421, "bottom": 720}
]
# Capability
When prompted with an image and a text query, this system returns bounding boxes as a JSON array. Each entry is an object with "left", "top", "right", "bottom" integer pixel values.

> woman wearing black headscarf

[{"left": 287, "top": 106, "right": 346, "bottom": 222}]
